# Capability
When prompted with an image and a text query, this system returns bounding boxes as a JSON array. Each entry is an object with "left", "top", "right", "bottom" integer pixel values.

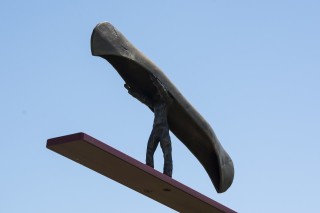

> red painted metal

[{"left": 47, "top": 132, "right": 236, "bottom": 213}]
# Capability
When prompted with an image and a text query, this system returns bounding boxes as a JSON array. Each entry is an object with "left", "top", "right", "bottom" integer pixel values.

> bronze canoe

[{"left": 90, "top": 22, "right": 234, "bottom": 193}]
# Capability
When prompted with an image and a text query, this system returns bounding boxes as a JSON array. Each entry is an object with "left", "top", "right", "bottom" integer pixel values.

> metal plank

[{"left": 47, "top": 132, "right": 236, "bottom": 213}]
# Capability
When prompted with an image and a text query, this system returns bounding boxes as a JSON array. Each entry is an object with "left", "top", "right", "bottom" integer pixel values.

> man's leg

[
  {"left": 146, "top": 128, "right": 159, "bottom": 168},
  {"left": 160, "top": 131, "right": 173, "bottom": 177}
]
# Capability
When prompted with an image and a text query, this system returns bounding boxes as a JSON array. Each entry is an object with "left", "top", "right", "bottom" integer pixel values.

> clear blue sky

[{"left": 1, "top": 1, "right": 319, "bottom": 212}]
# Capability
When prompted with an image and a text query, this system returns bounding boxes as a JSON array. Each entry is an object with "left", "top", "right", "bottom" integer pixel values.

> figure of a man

[{"left": 124, "top": 75, "right": 173, "bottom": 177}]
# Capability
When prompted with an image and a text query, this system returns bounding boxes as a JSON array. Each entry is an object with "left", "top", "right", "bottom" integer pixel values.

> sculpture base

[{"left": 46, "top": 132, "right": 236, "bottom": 213}]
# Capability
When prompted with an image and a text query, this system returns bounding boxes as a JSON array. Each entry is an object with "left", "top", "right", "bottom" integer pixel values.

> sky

[{"left": 1, "top": 0, "right": 319, "bottom": 212}]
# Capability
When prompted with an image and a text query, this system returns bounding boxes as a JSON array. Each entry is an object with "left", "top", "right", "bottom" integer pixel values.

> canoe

[{"left": 90, "top": 22, "right": 234, "bottom": 193}]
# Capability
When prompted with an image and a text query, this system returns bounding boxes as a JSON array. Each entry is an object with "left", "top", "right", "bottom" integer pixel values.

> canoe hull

[{"left": 91, "top": 22, "right": 234, "bottom": 193}]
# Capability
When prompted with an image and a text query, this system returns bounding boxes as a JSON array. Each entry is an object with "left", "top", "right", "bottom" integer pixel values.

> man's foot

[
  {"left": 163, "top": 167, "right": 172, "bottom": 177},
  {"left": 146, "top": 161, "right": 154, "bottom": 168}
]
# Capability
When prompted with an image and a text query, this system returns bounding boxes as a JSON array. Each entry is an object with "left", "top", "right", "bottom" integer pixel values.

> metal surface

[
  {"left": 47, "top": 132, "right": 236, "bottom": 213},
  {"left": 91, "top": 22, "right": 234, "bottom": 193}
]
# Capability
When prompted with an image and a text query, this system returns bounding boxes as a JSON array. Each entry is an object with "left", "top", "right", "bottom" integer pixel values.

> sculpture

[
  {"left": 125, "top": 74, "right": 173, "bottom": 177},
  {"left": 91, "top": 22, "right": 234, "bottom": 193}
]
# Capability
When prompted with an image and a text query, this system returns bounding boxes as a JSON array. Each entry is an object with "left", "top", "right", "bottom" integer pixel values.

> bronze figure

[{"left": 125, "top": 74, "right": 173, "bottom": 177}]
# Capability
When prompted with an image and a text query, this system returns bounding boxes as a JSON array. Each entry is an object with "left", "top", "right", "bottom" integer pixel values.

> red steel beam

[{"left": 47, "top": 132, "right": 236, "bottom": 213}]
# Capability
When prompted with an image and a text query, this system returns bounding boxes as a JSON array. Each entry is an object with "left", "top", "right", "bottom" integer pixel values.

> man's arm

[
  {"left": 124, "top": 84, "right": 154, "bottom": 108},
  {"left": 150, "top": 75, "right": 173, "bottom": 104}
]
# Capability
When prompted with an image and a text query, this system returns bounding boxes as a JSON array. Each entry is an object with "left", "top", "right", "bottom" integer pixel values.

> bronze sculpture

[
  {"left": 125, "top": 74, "right": 173, "bottom": 177},
  {"left": 91, "top": 22, "right": 234, "bottom": 193}
]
